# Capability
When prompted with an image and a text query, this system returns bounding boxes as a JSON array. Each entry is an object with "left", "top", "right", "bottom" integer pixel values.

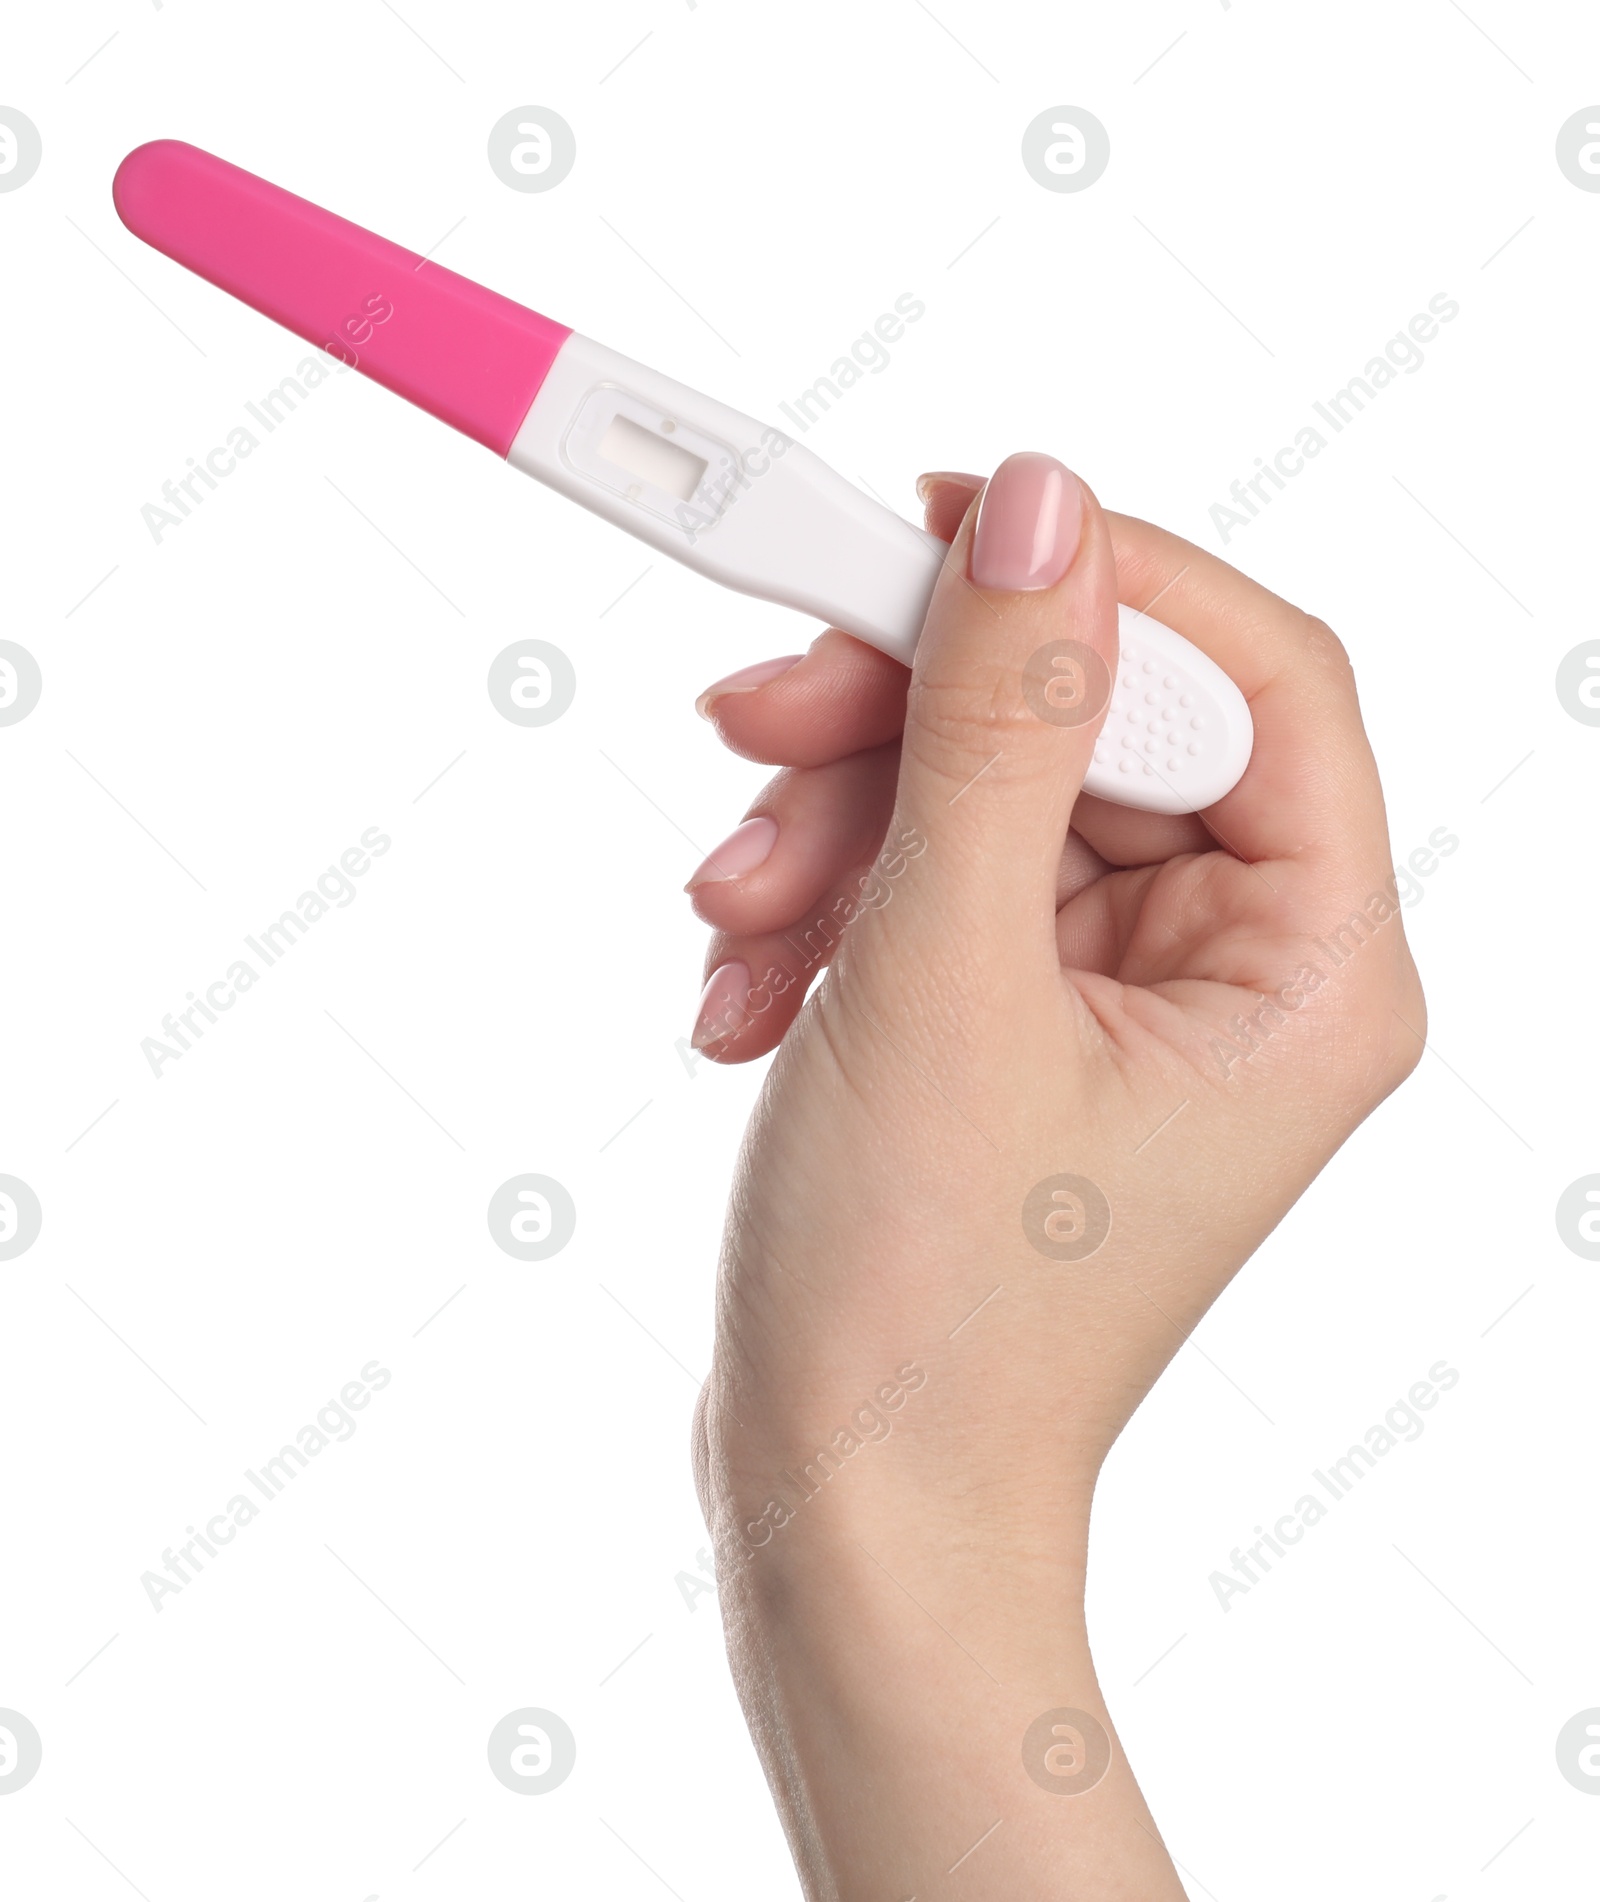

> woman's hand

[{"left": 688, "top": 455, "right": 1424, "bottom": 1900}]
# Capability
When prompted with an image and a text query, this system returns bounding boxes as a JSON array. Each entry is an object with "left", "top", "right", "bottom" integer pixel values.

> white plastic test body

[{"left": 510, "top": 334, "right": 1253, "bottom": 815}]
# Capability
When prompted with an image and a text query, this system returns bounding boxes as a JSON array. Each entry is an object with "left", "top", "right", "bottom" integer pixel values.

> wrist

[
  {"left": 722, "top": 1509, "right": 1094, "bottom": 1696},
  {"left": 698, "top": 1343, "right": 1111, "bottom": 1595},
  {"left": 712, "top": 1511, "right": 1181, "bottom": 1902}
]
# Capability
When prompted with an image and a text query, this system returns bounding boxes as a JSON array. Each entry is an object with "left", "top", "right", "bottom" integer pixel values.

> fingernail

[
  {"left": 695, "top": 655, "right": 803, "bottom": 720},
  {"left": 692, "top": 960, "right": 751, "bottom": 1050},
  {"left": 970, "top": 452, "right": 1083, "bottom": 591},
  {"left": 915, "top": 469, "right": 984, "bottom": 504},
  {"left": 685, "top": 816, "right": 778, "bottom": 889}
]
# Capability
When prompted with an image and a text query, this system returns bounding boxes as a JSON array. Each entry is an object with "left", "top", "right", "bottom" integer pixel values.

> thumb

[{"left": 884, "top": 452, "right": 1117, "bottom": 957}]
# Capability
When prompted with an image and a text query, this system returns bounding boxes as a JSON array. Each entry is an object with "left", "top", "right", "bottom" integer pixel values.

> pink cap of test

[{"left": 112, "top": 140, "right": 571, "bottom": 456}]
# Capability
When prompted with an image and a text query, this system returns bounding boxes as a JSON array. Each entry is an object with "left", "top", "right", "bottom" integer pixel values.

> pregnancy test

[{"left": 112, "top": 139, "right": 1251, "bottom": 814}]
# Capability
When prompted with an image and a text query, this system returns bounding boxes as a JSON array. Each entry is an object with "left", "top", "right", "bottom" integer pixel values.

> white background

[{"left": 2, "top": 2, "right": 1596, "bottom": 1897}]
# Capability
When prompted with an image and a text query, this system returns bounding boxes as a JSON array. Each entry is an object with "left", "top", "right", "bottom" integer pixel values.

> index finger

[{"left": 1106, "top": 511, "right": 1392, "bottom": 886}]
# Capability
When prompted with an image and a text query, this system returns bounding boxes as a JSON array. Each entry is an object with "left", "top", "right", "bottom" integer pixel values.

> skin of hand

[{"left": 685, "top": 455, "right": 1425, "bottom": 1900}]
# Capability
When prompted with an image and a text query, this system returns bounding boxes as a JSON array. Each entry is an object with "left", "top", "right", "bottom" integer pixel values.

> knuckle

[
  {"left": 1378, "top": 973, "right": 1428, "bottom": 1090},
  {"left": 903, "top": 668, "right": 1054, "bottom": 784},
  {"left": 1339, "top": 965, "right": 1427, "bottom": 1106},
  {"left": 1301, "top": 613, "right": 1354, "bottom": 678}
]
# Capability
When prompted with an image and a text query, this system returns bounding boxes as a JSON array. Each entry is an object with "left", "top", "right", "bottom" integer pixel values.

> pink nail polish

[
  {"left": 695, "top": 655, "right": 803, "bottom": 719},
  {"left": 970, "top": 452, "right": 1083, "bottom": 592},
  {"left": 692, "top": 960, "right": 751, "bottom": 1050},
  {"left": 685, "top": 816, "right": 778, "bottom": 889}
]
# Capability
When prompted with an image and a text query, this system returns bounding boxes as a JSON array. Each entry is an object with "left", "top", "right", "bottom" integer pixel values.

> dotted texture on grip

[{"left": 1082, "top": 611, "right": 1252, "bottom": 814}]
